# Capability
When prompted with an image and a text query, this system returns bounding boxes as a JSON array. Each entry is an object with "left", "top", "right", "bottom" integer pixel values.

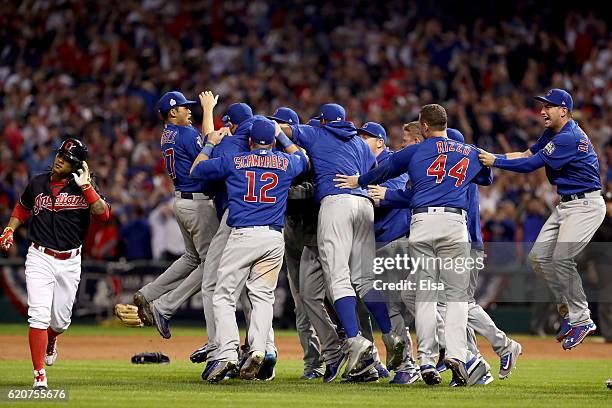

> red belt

[{"left": 33, "top": 243, "right": 80, "bottom": 260}]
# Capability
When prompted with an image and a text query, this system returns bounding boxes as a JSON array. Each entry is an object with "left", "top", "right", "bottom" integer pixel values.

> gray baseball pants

[
  {"left": 284, "top": 218, "right": 323, "bottom": 372},
  {"left": 299, "top": 245, "right": 344, "bottom": 364},
  {"left": 409, "top": 209, "right": 470, "bottom": 366},
  {"left": 317, "top": 194, "right": 375, "bottom": 301},
  {"left": 214, "top": 227, "right": 284, "bottom": 361},
  {"left": 528, "top": 193, "right": 605, "bottom": 325},
  {"left": 140, "top": 194, "right": 218, "bottom": 318}
]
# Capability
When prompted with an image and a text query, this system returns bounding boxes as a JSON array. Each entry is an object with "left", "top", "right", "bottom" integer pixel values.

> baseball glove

[
  {"left": 131, "top": 352, "right": 170, "bottom": 364},
  {"left": 114, "top": 304, "right": 144, "bottom": 327}
]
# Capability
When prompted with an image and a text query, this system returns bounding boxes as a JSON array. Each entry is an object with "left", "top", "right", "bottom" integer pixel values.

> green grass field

[{"left": 0, "top": 325, "right": 610, "bottom": 407}]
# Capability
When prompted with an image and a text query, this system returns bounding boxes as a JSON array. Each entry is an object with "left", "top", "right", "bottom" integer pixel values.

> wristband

[
  {"left": 201, "top": 145, "right": 214, "bottom": 157},
  {"left": 81, "top": 184, "right": 101, "bottom": 205},
  {"left": 276, "top": 133, "right": 293, "bottom": 149}
]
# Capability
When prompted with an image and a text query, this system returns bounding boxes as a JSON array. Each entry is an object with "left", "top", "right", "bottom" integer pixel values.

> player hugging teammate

[
  {"left": 1, "top": 139, "right": 110, "bottom": 390},
  {"left": 110, "top": 87, "right": 603, "bottom": 387}
]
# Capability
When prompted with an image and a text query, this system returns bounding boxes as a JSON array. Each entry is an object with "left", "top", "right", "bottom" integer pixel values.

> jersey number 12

[
  {"left": 244, "top": 171, "right": 278, "bottom": 203},
  {"left": 426, "top": 155, "right": 469, "bottom": 187}
]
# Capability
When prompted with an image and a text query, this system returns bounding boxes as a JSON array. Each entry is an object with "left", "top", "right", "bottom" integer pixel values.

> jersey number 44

[{"left": 426, "top": 155, "right": 470, "bottom": 187}]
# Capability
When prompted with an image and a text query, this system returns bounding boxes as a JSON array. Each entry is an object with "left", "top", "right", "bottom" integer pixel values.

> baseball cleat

[
  {"left": 190, "top": 343, "right": 209, "bottom": 363},
  {"left": 465, "top": 355, "right": 489, "bottom": 386},
  {"left": 475, "top": 372, "right": 494, "bottom": 385},
  {"left": 555, "top": 318, "right": 572, "bottom": 342},
  {"left": 341, "top": 366, "right": 379, "bottom": 383},
  {"left": 150, "top": 302, "right": 171, "bottom": 339},
  {"left": 499, "top": 341, "right": 522, "bottom": 379},
  {"left": 382, "top": 332, "right": 405, "bottom": 371},
  {"left": 133, "top": 291, "right": 153, "bottom": 326},
  {"left": 420, "top": 365, "right": 442, "bottom": 385},
  {"left": 256, "top": 351, "right": 277, "bottom": 381},
  {"left": 323, "top": 354, "right": 348, "bottom": 383},
  {"left": 343, "top": 335, "right": 374, "bottom": 376},
  {"left": 301, "top": 369, "right": 324, "bottom": 380},
  {"left": 45, "top": 337, "right": 58, "bottom": 366},
  {"left": 201, "top": 361, "right": 215, "bottom": 381},
  {"left": 240, "top": 351, "right": 265, "bottom": 380},
  {"left": 206, "top": 361, "right": 237, "bottom": 383},
  {"left": 390, "top": 369, "right": 421, "bottom": 385},
  {"left": 444, "top": 358, "right": 468, "bottom": 387},
  {"left": 375, "top": 361, "right": 390, "bottom": 378},
  {"left": 562, "top": 323, "right": 597, "bottom": 350},
  {"left": 436, "top": 348, "right": 447, "bottom": 373},
  {"left": 32, "top": 369, "right": 48, "bottom": 390}
]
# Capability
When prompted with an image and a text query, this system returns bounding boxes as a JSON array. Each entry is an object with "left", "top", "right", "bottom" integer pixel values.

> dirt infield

[{"left": 1, "top": 332, "right": 610, "bottom": 363}]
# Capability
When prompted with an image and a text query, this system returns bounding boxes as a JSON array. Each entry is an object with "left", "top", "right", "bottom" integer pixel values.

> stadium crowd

[{"left": 0, "top": 0, "right": 610, "bottom": 261}]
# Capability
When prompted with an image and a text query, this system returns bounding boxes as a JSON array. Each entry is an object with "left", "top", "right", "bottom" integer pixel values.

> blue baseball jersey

[
  {"left": 528, "top": 120, "right": 601, "bottom": 195},
  {"left": 291, "top": 121, "right": 376, "bottom": 203},
  {"left": 446, "top": 128, "right": 484, "bottom": 249},
  {"left": 373, "top": 148, "right": 411, "bottom": 243},
  {"left": 208, "top": 115, "right": 264, "bottom": 218},
  {"left": 160, "top": 124, "right": 212, "bottom": 193},
  {"left": 190, "top": 149, "right": 308, "bottom": 228},
  {"left": 359, "top": 136, "right": 493, "bottom": 210}
]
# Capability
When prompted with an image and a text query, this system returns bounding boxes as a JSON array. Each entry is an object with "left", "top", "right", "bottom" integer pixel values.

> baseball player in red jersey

[{"left": 0, "top": 138, "right": 110, "bottom": 390}]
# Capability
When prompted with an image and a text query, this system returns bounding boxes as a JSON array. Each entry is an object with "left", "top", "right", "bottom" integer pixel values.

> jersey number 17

[{"left": 426, "top": 155, "right": 470, "bottom": 187}]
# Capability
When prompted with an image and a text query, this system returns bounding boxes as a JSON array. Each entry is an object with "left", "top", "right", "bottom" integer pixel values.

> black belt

[
  {"left": 560, "top": 190, "right": 598, "bottom": 202},
  {"left": 236, "top": 225, "right": 283, "bottom": 233},
  {"left": 177, "top": 192, "right": 211, "bottom": 200},
  {"left": 412, "top": 207, "right": 464, "bottom": 215}
]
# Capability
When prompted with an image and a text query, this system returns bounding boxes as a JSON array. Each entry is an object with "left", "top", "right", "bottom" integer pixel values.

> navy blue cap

[
  {"left": 250, "top": 118, "right": 276, "bottom": 145},
  {"left": 157, "top": 91, "right": 197, "bottom": 115},
  {"left": 315, "top": 103, "right": 346, "bottom": 122},
  {"left": 358, "top": 122, "right": 387, "bottom": 144},
  {"left": 307, "top": 118, "right": 320, "bottom": 127},
  {"left": 268, "top": 107, "right": 300, "bottom": 125},
  {"left": 222, "top": 103, "right": 253, "bottom": 125},
  {"left": 534, "top": 89, "right": 573, "bottom": 111}
]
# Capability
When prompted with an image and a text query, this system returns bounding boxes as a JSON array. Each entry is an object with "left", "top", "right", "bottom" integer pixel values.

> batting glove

[
  {"left": 0, "top": 227, "right": 14, "bottom": 251},
  {"left": 72, "top": 161, "right": 91, "bottom": 187}
]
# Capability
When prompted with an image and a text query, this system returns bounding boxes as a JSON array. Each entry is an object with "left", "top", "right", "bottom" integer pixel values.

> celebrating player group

[{"left": 2, "top": 86, "right": 604, "bottom": 390}]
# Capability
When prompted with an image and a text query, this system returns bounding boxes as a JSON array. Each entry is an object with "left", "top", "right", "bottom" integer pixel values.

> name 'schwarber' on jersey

[{"left": 191, "top": 149, "right": 308, "bottom": 228}]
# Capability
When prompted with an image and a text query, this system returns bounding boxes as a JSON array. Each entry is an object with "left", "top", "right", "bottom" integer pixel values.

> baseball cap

[
  {"left": 222, "top": 103, "right": 253, "bottom": 125},
  {"left": 358, "top": 122, "right": 387, "bottom": 144},
  {"left": 268, "top": 107, "right": 300, "bottom": 125},
  {"left": 307, "top": 118, "right": 320, "bottom": 127},
  {"left": 446, "top": 128, "right": 465, "bottom": 143},
  {"left": 157, "top": 91, "right": 197, "bottom": 115},
  {"left": 534, "top": 88, "right": 573, "bottom": 111},
  {"left": 250, "top": 118, "right": 276, "bottom": 145},
  {"left": 315, "top": 103, "right": 346, "bottom": 122}
]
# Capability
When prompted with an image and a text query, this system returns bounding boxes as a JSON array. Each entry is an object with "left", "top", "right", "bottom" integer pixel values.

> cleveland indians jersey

[
  {"left": 19, "top": 173, "right": 103, "bottom": 251},
  {"left": 191, "top": 149, "right": 308, "bottom": 228}
]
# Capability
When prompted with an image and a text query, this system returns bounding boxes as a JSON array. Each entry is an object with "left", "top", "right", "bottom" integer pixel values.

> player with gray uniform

[
  {"left": 339, "top": 104, "right": 493, "bottom": 386},
  {"left": 132, "top": 91, "right": 219, "bottom": 338},
  {"left": 190, "top": 118, "right": 308, "bottom": 382},
  {"left": 268, "top": 107, "right": 324, "bottom": 379},
  {"left": 278, "top": 104, "right": 404, "bottom": 378},
  {"left": 479, "top": 89, "right": 605, "bottom": 350}
]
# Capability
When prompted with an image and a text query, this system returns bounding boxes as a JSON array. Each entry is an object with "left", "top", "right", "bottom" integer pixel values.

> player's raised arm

[{"left": 199, "top": 90, "right": 219, "bottom": 136}]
